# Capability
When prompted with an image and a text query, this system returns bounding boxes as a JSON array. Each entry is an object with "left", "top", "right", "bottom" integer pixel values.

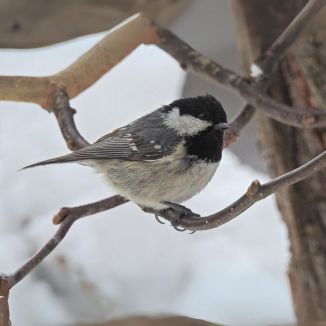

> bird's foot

[
  {"left": 161, "top": 201, "right": 200, "bottom": 232},
  {"left": 162, "top": 201, "right": 200, "bottom": 218}
]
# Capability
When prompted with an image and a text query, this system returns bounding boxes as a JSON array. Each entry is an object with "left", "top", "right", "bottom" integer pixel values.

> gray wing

[
  {"left": 74, "top": 109, "right": 180, "bottom": 161},
  {"left": 22, "top": 109, "right": 180, "bottom": 169}
]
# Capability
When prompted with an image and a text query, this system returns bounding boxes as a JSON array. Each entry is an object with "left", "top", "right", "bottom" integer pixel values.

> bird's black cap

[{"left": 169, "top": 94, "right": 227, "bottom": 125}]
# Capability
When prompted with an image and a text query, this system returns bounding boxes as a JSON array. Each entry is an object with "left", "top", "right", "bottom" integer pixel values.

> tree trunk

[{"left": 230, "top": 0, "right": 326, "bottom": 324}]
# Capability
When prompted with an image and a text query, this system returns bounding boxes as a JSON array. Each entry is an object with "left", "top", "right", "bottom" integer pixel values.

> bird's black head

[
  {"left": 164, "top": 95, "right": 229, "bottom": 163},
  {"left": 169, "top": 94, "right": 228, "bottom": 129}
]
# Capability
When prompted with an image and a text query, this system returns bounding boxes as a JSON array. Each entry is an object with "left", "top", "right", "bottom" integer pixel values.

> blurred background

[{"left": 0, "top": 1, "right": 296, "bottom": 325}]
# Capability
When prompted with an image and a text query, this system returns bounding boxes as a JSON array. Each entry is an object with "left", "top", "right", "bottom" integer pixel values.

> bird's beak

[{"left": 215, "top": 122, "right": 230, "bottom": 130}]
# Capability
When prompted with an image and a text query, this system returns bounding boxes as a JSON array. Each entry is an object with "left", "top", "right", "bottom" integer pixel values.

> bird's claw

[
  {"left": 169, "top": 214, "right": 187, "bottom": 232},
  {"left": 154, "top": 213, "right": 165, "bottom": 224},
  {"left": 171, "top": 223, "right": 187, "bottom": 232},
  {"left": 152, "top": 202, "right": 199, "bottom": 233}
]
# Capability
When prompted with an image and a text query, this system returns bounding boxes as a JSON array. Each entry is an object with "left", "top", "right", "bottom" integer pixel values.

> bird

[{"left": 23, "top": 95, "right": 229, "bottom": 230}]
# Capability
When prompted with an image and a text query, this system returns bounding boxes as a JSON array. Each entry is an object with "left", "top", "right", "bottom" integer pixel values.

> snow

[
  {"left": 0, "top": 33, "right": 295, "bottom": 326},
  {"left": 250, "top": 63, "right": 264, "bottom": 78}
]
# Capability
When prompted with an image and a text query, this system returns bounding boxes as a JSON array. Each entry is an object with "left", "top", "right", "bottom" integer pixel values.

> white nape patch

[
  {"left": 164, "top": 107, "right": 212, "bottom": 136},
  {"left": 153, "top": 144, "right": 161, "bottom": 150},
  {"left": 250, "top": 63, "right": 264, "bottom": 78}
]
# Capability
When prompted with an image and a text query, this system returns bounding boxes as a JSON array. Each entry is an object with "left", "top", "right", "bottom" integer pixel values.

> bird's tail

[{"left": 20, "top": 153, "right": 79, "bottom": 170}]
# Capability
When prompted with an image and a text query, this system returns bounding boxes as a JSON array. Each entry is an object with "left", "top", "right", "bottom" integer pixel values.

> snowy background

[{"left": 1, "top": 19, "right": 295, "bottom": 326}]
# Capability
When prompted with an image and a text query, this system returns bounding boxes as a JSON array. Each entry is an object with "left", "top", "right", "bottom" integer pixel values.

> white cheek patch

[{"left": 163, "top": 107, "right": 212, "bottom": 136}]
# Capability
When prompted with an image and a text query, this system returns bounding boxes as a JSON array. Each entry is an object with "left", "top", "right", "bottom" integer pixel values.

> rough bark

[{"left": 230, "top": 0, "right": 326, "bottom": 324}]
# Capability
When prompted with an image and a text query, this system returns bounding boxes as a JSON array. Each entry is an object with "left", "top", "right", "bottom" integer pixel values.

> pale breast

[{"left": 91, "top": 144, "right": 219, "bottom": 210}]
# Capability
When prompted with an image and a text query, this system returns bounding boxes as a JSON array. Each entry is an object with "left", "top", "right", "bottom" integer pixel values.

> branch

[
  {"left": 153, "top": 21, "right": 326, "bottom": 128},
  {"left": 51, "top": 89, "right": 89, "bottom": 151},
  {"left": 224, "top": 104, "right": 255, "bottom": 147},
  {"left": 146, "top": 150, "right": 326, "bottom": 231},
  {"left": 0, "top": 90, "right": 129, "bottom": 291},
  {"left": 0, "top": 94, "right": 127, "bottom": 297},
  {"left": 4, "top": 195, "right": 127, "bottom": 289},
  {"left": 252, "top": 0, "right": 326, "bottom": 79},
  {"left": 223, "top": 0, "right": 326, "bottom": 147},
  {"left": 0, "top": 277, "right": 10, "bottom": 326},
  {"left": 1, "top": 11, "right": 325, "bottom": 129},
  {"left": 0, "top": 14, "right": 159, "bottom": 110},
  {"left": 5, "top": 150, "right": 325, "bottom": 289},
  {"left": 50, "top": 89, "right": 130, "bottom": 208},
  {"left": 226, "top": 0, "right": 326, "bottom": 146}
]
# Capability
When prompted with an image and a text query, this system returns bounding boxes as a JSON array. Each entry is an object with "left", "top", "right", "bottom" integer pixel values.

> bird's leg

[
  {"left": 162, "top": 201, "right": 200, "bottom": 217},
  {"left": 161, "top": 201, "right": 200, "bottom": 232},
  {"left": 140, "top": 203, "right": 199, "bottom": 232},
  {"left": 161, "top": 208, "right": 187, "bottom": 231}
]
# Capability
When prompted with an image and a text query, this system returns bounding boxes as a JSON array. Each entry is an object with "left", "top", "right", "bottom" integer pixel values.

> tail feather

[{"left": 21, "top": 153, "right": 79, "bottom": 170}]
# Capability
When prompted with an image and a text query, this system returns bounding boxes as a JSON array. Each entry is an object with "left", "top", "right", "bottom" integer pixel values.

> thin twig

[
  {"left": 221, "top": 0, "right": 326, "bottom": 147},
  {"left": 145, "top": 151, "right": 326, "bottom": 231},
  {"left": 0, "top": 14, "right": 159, "bottom": 110},
  {"left": 252, "top": 0, "right": 326, "bottom": 79},
  {"left": 1, "top": 89, "right": 128, "bottom": 290},
  {"left": 4, "top": 150, "right": 325, "bottom": 288},
  {"left": 1, "top": 12, "right": 326, "bottom": 128},
  {"left": 154, "top": 22, "right": 326, "bottom": 128},
  {"left": 49, "top": 88, "right": 129, "bottom": 209},
  {"left": 0, "top": 277, "right": 10, "bottom": 326},
  {"left": 5, "top": 196, "right": 127, "bottom": 289},
  {"left": 224, "top": 104, "right": 255, "bottom": 147},
  {"left": 52, "top": 89, "right": 89, "bottom": 151}
]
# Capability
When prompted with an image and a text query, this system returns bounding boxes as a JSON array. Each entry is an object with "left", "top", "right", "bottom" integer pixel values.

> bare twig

[
  {"left": 224, "top": 104, "right": 255, "bottom": 147},
  {"left": 50, "top": 88, "right": 128, "bottom": 211},
  {"left": 52, "top": 89, "right": 89, "bottom": 151},
  {"left": 224, "top": 0, "right": 326, "bottom": 147},
  {"left": 0, "top": 14, "right": 159, "bottom": 110},
  {"left": 1, "top": 12, "right": 326, "bottom": 128},
  {"left": 0, "top": 88, "right": 128, "bottom": 291},
  {"left": 154, "top": 22, "right": 326, "bottom": 128},
  {"left": 4, "top": 150, "right": 325, "bottom": 288},
  {"left": 252, "top": 0, "right": 326, "bottom": 79},
  {"left": 146, "top": 150, "right": 326, "bottom": 231},
  {"left": 52, "top": 195, "right": 128, "bottom": 225},
  {"left": 4, "top": 195, "right": 127, "bottom": 289},
  {"left": 0, "top": 277, "right": 10, "bottom": 326}
]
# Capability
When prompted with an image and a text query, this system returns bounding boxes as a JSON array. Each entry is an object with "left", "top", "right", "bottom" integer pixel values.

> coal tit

[{"left": 23, "top": 95, "right": 229, "bottom": 222}]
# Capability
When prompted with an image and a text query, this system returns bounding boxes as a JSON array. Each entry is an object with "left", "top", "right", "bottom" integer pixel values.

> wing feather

[
  {"left": 22, "top": 107, "right": 179, "bottom": 169},
  {"left": 69, "top": 109, "right": 180, "bottom": 161}
]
